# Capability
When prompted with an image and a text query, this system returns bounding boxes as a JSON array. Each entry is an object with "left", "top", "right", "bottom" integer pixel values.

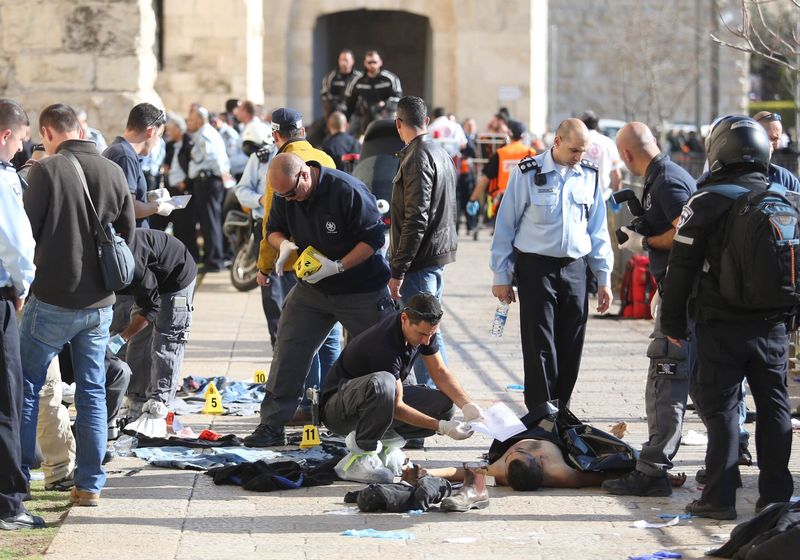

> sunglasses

[
  {"left": 275, "top": 170, "right": 302, "bottom": 199},
  {"left": 147, "top": 110, "right": 166, "bottom": 130},
  {"left": 756, "top": 112, "right": 781, "bottom": 123},
  {"left": 402, "top": 306, "right": 443, "bottom": 324}
]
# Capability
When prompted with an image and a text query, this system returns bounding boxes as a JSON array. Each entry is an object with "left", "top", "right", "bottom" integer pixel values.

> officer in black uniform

[
  {"left": 344, "top": 50, "right": 403, "bottom": 135},
  {"left": 320, "top": 49, "right": 363, "bottom": 117},
  {"left": 660, "top": 115, "right": 795, "bottom": 520},
  {"left": 601, "top": 122, "right": 696, "bottom": 498}
]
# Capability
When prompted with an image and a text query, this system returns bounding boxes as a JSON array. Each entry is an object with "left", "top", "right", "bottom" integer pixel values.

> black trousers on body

[{"left": 515, "top": 253, "right": 588, "bottom": 412}]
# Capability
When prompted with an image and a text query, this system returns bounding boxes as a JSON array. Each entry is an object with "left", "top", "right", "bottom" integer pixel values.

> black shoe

[
  {"left": 745, "top": 410, "right": 756, "bottom": 424},
  {"left": 45, "top": 474, "right": 74, "bottom": 492},
  {"left": 601, "top": 470, "right": 672, "bottom": 497},
  {"left": 102, "top": 450, "right": 114, "bottom": 465},
  {"left": 755, "top": 498, "right": 776, "bottom": 514},
  {"left": 685, "top": 499, "right": 737, "bottom": 520},
  {"left": 738, "top": 441, "right": 753, "bottom": 466},
  {"left": 0, "top": 510, "right": 45, "bottom": 531},
  {"left": 695, "top": 468, "right": 707, "bottom": 485},
  {"left": 403, "top": 438, "right": 425, "bottom": 450},
  {"left": 244, "top": 423, "right": 287, "bottom": 447}
]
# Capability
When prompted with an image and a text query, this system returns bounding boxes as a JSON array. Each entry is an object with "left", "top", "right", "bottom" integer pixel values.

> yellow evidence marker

[
  {"left": 300, "top": 424, "right": 321, "bottom": 449},
  {"left": 253, "top": 370, "right": 267, "bottom": 384},
  {"left": 202, "top": 381, "right": 225, "bottom": 414},
  {"left": 294, "top": 246, "right": 324, "bottom": 279}
]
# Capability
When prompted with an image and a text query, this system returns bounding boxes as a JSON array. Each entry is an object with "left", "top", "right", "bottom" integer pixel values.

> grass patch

[{"left": 0, "top": 476, "right": 71, "bottom": 559}]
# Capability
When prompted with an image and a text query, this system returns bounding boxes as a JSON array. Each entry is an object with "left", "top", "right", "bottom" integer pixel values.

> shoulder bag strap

[{"left": 62, "top": 150, "right": 111, "bottom": 243}]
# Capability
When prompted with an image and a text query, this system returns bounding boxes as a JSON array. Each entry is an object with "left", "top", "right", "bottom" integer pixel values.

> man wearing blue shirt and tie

[{"left": 491, "top": 118, "right": 613, "bottom": 412}]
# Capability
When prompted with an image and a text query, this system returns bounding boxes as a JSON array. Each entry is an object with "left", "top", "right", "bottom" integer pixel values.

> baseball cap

[
  {"left": 508, "top": 120, "right": 527, "bottom": 140},
  {"left": 271, "top": 108, "right": 303, "bottom": 132}
]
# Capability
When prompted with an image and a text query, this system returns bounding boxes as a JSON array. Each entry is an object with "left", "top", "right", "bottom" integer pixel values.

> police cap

[{"left": 271, "top": 108, "right": 304, "bottom": 132}]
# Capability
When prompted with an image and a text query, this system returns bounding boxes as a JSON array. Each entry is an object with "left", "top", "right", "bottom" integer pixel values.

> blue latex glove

[
  {"left": 108, "top": 334, "right": 126, "bottom": 355},
  {"left": 629, "top": 552, "right": 682, "bottom": 560},
  {"left": 466, "top": 200, "right": 480, "bottom": 216}
]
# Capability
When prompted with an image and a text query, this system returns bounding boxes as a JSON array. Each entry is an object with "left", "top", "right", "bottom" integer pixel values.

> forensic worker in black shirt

[
  {"left": 321, "top": 293, "right": 484, "bottom": 483},
  {"left": 244, "top": 152, "right": 395, "bottom": 448},
  {"left": 108, "top": 229, "right": 197, "bottom": 421},
  {"left": 601, "top": 122, "right": 696, "bottom": 498},
  {"left": 660, "top": 115, "right": 794, "bottom": 520}
]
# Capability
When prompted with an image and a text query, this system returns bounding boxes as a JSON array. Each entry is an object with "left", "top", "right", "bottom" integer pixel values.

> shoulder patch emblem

[
  {"left": 580, "top": 159, "right": 598, "bottom": 171},
  {"left": 518, "top": 156, "right": 538, "bottom": 174},
  {"left": 676, "top": 204, "right": 693, "bottom": 230}
]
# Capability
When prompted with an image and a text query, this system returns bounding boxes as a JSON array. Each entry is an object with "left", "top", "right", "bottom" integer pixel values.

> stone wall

[
  {"left": 547, "top": 0, "right": 749, "bottom": 131},
  {"left": 156, "top": 0, "right": 263, "bottom": 115},
  {"left": 0, "top": 0, "right": 161, "bottom": 140}
]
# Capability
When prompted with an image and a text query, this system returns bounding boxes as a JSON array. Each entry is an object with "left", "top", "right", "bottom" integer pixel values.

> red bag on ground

[{"left": 618, "top": 255, "right": 657, "bottom": 319}]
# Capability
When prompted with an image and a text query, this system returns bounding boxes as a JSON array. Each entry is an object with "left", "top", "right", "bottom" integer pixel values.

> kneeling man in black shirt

[{"left": 321, "top": 293, "right": 483, "bottom": 483}]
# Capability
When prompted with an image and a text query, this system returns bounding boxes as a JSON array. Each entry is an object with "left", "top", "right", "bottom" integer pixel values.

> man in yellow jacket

[{"left": 254, "top": 108, "right": 340, "bottom": 426}]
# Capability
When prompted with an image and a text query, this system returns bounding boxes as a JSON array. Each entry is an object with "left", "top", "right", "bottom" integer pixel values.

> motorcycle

[{"left": 223, "top": 209, "right": 259, "bottom": 292}]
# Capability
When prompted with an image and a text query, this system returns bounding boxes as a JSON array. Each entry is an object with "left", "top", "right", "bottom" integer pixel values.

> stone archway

[
  {"left": 311, "top": 9, "right": 432, "bottom": 120},
  {"left": 265, "top": 0, "right": 457, "bottom": 122}
]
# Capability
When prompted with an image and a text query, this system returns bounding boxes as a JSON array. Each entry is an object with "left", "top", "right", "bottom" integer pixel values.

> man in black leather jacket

[{"left": 389, "top": 96, "right": 458, "bottom": 387}]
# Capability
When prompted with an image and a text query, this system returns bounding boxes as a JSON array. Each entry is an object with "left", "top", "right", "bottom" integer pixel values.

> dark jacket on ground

[
  {"left": 23, "top": 139, "right": 136, "bottom": 309},
  {"left": 118, "top": 229, "right": 197, "bottom": 322},
  {"left": 390, "top": 133, "right": 458, "bottom": 279}
]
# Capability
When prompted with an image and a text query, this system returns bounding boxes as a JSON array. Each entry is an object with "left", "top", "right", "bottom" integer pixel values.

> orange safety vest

[{"left": 493, "top": 141, "right": 537, "bottom": 195}]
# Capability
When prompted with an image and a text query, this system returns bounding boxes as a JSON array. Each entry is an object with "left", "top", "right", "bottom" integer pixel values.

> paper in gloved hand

[{"left": 468, "top": 402, "right": 526, "bottom": 441}]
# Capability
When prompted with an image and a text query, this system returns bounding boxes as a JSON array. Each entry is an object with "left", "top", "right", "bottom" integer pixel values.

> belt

[
  {"left": 0, "top": 286, "right": 16, "bottom": 300},
  {"left": 198, "top": 170, "right": 220, "bottom": 179},
  {"left": 527, "top": 253, "right": 579, "bottom": 267}
]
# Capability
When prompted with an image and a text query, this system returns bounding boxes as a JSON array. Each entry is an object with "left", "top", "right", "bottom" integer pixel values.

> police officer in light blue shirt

[
  {"left": 188, "top": 106, "right": 231, "bottom": 270},
  {"left": 491, "top": 118, "right": 613, "bottom": 412}
]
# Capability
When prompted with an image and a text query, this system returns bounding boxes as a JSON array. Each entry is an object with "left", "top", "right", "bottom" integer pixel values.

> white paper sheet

[
  {"left": 166, "top": 194, "right": 192, "bottom": 209},
  {"left": 632, "top": 516, "right": 680, "bottom": 529},
  {"left": 468, "top": 402, "right": 526, "bottom": 442}
]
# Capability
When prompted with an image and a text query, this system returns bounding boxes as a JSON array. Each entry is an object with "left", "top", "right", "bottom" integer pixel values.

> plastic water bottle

[
  {"left": 490, "top": 301, "right": 510, "bottom": 337},
  {"left": 112, "top": 435, "right": 139, "bottom": 457}
]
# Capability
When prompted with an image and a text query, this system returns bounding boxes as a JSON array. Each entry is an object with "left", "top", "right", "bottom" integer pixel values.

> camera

[{"left": 612, "top": 188, "right": 651, "bottom": 244}]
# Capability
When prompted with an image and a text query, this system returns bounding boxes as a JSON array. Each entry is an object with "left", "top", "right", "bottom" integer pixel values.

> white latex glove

[
  {"left": 157, "top": 201, "right": 174, "bottom": 216},
  {"left": 304, "top": 254, "right": 341, "bottom": 284},
  {"left": 461, "top": 402, "right": 485, "bottom": 423},
  {"left": 437, "top": 419, "right": 474, "bottom": 440},
  {"left": 619, "top": 226, "right": 644, "bottom": 252},
  {"left": 650, "top": 290, "right": 661, "bottom": 319},
  {"left": 274, "top": 240, "right": 299, "bottom": 277}
]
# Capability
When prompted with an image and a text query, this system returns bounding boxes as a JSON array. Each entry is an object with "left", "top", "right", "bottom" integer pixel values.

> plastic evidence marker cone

[
  {"left": 202, "top": 381, "right": 225, "bottom": 414},
  {"left": 253, "top": 370, "right": 267, "bottom": 384},
  {"left": 300, "top": 424, "right": 321, "bottom": 449}
]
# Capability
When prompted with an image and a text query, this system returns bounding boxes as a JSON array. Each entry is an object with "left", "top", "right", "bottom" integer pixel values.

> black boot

[
  {"left": 602, "top": 470, "right": 672, "bottom": 497},
  {"left": 244, "top": 423, "right": 287, "bottom": 447}
]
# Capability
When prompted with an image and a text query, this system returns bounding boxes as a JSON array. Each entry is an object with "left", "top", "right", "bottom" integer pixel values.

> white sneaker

[{"left": 334, "top": 432, "right": 394, "bottom": 484}]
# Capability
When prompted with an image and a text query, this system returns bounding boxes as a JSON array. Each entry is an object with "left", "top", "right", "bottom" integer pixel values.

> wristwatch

[
  {"left": 641, "top": 237, "right": 650, "bottom": 251},
  {"left": 335, "top": 259, "right": 345, "bottom": 273}
]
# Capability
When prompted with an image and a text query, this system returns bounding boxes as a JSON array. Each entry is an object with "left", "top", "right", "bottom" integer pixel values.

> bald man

[
  {"left": 490, "top": 118, "right": 613, "bottom": 412},
  {"left": 753, "top": 111, "right": 800, "bottom": 193},
  {"left": 321, "top": 111, "right": 361, "bottom": 171},
  {"left": 602, "top": 122, "right": 697, "bottom": 497},
  {"left": 244, "top": 152, "right": 393, "bottom": 447}
]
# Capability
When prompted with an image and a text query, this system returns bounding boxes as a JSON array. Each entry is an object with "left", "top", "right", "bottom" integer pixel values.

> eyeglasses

[
  {"left": 275, "top": 170, "right": 302, "bottom": 199},
  {"left": 402, "top": 306, "right": 443, "bottom": 324},
  {"left": 756, "top": 112, "right": 782, "bottom": 123}
]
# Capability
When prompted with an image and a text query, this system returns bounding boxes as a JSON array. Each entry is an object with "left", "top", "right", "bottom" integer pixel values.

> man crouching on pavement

[{"left": 320, "top": 293, "right": 483, "bottom": 483}]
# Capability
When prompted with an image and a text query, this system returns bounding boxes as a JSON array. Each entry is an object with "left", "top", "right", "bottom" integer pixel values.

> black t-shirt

[
  {"left": 641, "top": 153, "right": 696, "bottom": 282},
  {"left": 104, "top": 137, "right": 149, "bottom": 229},
  {"left": 266, "top": 163, "right": 390, "bottom": 295},
  {"left": 321, "top": 132, "right": 361, "bottom": 171},
  {"left": 320, "top": 312, "right": 439, "bottom": 406},
  {"left": 118, "top": 229, "right": 197, "bottom": 321},
  {"left": 481, "top": 153, "right": 499, "bottom": 180}
]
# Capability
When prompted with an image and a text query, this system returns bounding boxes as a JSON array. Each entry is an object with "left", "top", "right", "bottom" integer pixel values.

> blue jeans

[
  {"left": 400, "top": 265, "right": 448, "bottom": 387},
  {"left": 301, "top": 323, "right": 342, "bottom": 410},
  {"left": 20, "top": 296, "right": 112, "bottom": 494}
]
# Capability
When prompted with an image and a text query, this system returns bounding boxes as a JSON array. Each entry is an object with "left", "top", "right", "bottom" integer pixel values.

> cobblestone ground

[{"left": 44, "top": 233, "right": 799, "bottom": 560}]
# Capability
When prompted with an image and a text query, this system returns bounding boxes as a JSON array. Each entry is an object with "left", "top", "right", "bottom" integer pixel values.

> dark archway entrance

[{"left": 312, "top": 9, "right": 431, "bottom": 119}]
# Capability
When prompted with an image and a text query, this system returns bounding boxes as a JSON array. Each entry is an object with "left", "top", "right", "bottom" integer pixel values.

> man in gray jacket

[
  {"left": 389, "top": 96, "right": 458, "bottom": 388},
  {"left": 20, "top": 104, "right": 135, "bottom": 507}
]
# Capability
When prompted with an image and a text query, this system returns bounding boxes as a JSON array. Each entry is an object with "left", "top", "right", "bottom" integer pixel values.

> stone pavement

[{"left": 44, "top": 234, "right": 799, "bottom": 560}]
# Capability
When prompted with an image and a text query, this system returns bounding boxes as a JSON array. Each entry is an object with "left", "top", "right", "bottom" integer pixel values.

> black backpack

[
  {"left": 708, "top": 500, "right": 800, "bottom": 558},
  {"left": 704, "top": 183, "right": 800, "bottom": 311}
]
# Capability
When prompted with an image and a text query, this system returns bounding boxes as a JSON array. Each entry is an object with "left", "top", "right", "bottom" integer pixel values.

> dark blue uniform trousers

[
  {"left": 515, "top": 253, "right": 588, "bottom": 412},
  {"left": 194, "top": 174, "right": 225, "bottom": 269},
  {"left": 0, "top": 297, "right": 27, "bottom": 516},
  {"left": 693, "top": 320, "right": 793, "bottom": 508}
]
